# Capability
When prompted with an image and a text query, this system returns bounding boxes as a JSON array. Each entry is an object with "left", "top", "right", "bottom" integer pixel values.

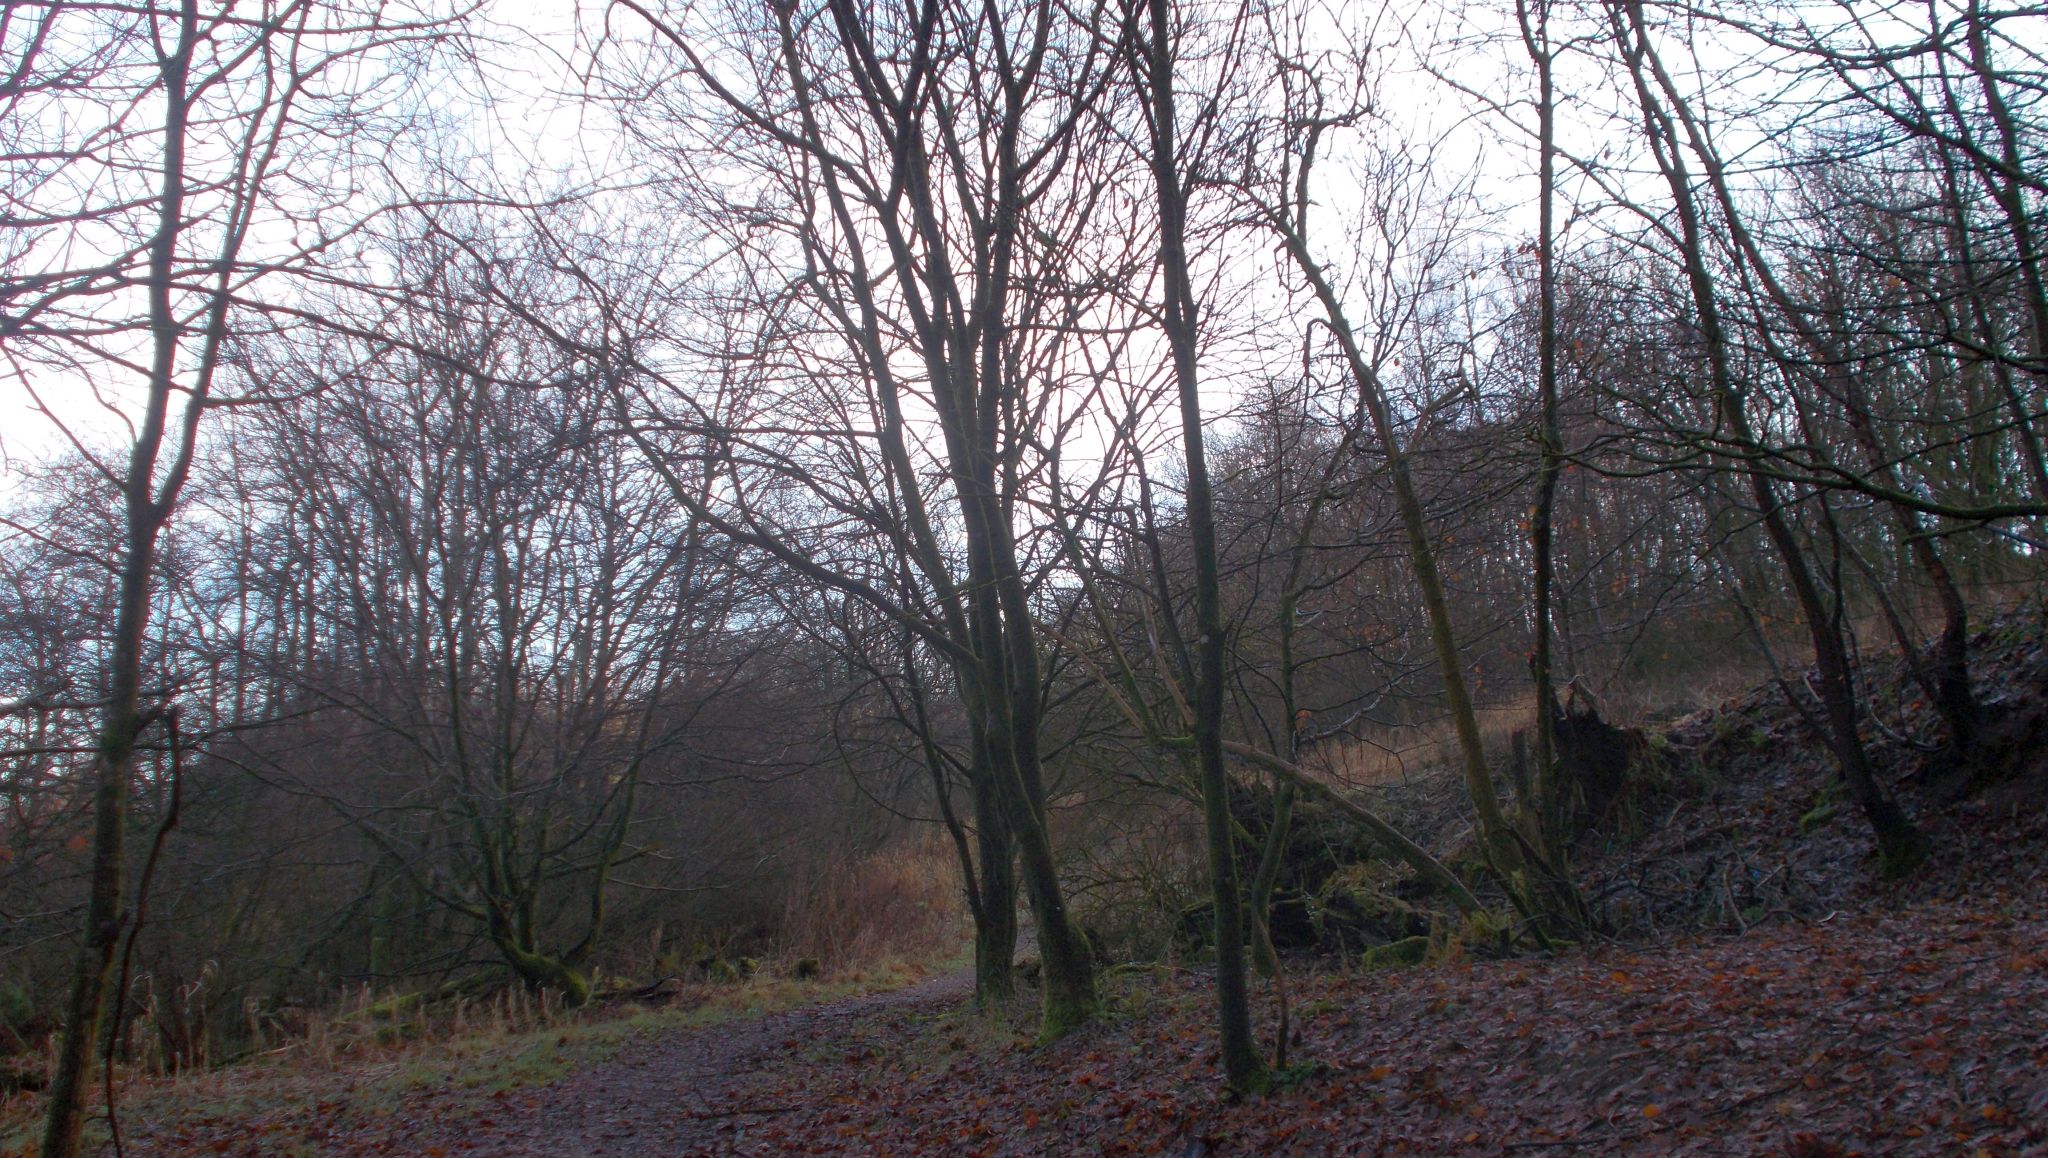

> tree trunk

[
  {"left": 1263, "top": 182, "right": 1567, "bottom": 919},
  {"left": 1614, "top": 0, "right": 1922, "bottom": 874},
  {"left": 42, "top": 542, "right": 156, "bottom": 1158},
  {"left": 1139, "top": 0, "right": 1269, "bottom": 1091},
  {"left": 497, "top": 940, "right": 593, "bottom": 1007},
  {"left": 972, "top": 766, "right": 1019, "bottom": 1003},
  {"left": 1629, "top": 17, "right": 1981, "bottom": 762},
  {"left": 43, "top": 10, "right": 198, "bottom": 1149},
  {"left": 1522, "top": 0, "right": 1568, "bottom": 858}
]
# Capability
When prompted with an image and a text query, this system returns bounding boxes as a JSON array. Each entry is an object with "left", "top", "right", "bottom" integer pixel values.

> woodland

[{"left": 1, "top": 0, "right": 2046, "bottom": 1154}]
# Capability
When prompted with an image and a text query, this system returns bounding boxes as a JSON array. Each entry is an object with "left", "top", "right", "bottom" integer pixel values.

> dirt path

[{"left": 397, "top": 969, "right": 975, "bottom": 1157}]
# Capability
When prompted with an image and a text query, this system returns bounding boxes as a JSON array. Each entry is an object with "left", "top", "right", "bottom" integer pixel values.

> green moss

[
  {"left": 1268, "top": 1059, "right": 1332, "bottom": 1093},
  {"left": 1799, "top": 781, "right": 1845, "bottom": 834},
  {"left": 1361, "top": 936, "right": 1430, "bottom": 970},
  {"left": 1035, "top": 993, "right": 1098, "bottom": 1043}
]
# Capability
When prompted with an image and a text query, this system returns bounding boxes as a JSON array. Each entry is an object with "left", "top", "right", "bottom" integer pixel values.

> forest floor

[
  {"left": 25, "top": 615, "right": 2048, "bottom": 1156},
  {"left": 83, "top": 891, "right": 2048, "bottom": 1156}
]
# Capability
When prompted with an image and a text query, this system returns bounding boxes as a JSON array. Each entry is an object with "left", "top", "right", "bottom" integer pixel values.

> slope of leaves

[
  {"left": 677, "top": 897, "right": 2046, "bottom": 1156},
  {"left": 1578, "top": 610, "right": 2048, "bottom": 939},
  {"left": 547, "top": 610, "right": 2048, "bottom": 1156}
]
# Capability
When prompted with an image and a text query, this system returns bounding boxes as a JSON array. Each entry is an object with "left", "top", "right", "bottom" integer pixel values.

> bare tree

[
  {"left": 1122, "top": 0, "right": 1268, "bottom": 1093},
  {"left": 0, "top": 2, "right": 463, "bottom": 1148},
  {"left": 1224, "top": 6, "right": 1585, "bottom": 927},
  {"left": 1518, "top": 0, "right": 1571, "bottom": 854},
  {"left": 594, "top": 0, "right": 1137, "bottom": 1032},
  {"left": 1604, "top": 0, "right": 1923, "bottom": 874},
  {"left": 220, "top": 229, "right": 748, "bottom": 1003}
]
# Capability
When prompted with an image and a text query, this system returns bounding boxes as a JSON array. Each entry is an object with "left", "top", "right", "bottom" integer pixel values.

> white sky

[{"left": 6, "top": 0, "right": 2020, "bottom": 483}]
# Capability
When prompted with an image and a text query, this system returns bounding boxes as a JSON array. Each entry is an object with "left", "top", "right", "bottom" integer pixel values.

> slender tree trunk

[
  {"left": 1841, "top": 418, "right": 1980, "bottom": 758},
  {"left": 1614, "top": 0, "right": 1922, "bottom": 874},
  {"left": 1936, "top": 151, "right": 2048, "bottom": 509},
  {"left": 1522, "top": 0, "right": 1568, "bottom": 857},
  {"left": 1137, "top": 0, "right": 1267, "bottom": 1092},
  {"left": 1962, "top": 0, "right": 2048, "bottom": 402},
  {"left": 1248, "top": 572, "right": 1305, "bottom": 980},
  {"left": 1262, "top": 183, "right": 1552, "bottom": 908},
  {"left": 43, "top": 9, "right": 199, "bottom": 1149},
  {"left": 912, "top": 648, "right": 1016, "bottom": 1004},
  {"left": 991, "top": 536, "right": 1095, "bottom": 1031},
  {"left": 1246, "top": 776, "right": 1296, "bottom": 978},
  {"left": 42, "top": 526, "right": 159, "bottom": 1158},
  {"left": 984, "top": 722, "right": 1093, "bottom": 1034},
  {"left": 956, "top": 483, "right": 1096, "bottom": 1033},
  {"left": 1629, "top": 15, "right": 1982, "bottom": 760}
]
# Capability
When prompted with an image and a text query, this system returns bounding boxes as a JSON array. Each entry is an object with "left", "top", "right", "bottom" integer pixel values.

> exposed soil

[
  {"left": 98, "top": 971, "right": 975, "bottom": 1157},
  {"left": 398, "top": 970, "right": 978, "bottom": 1157}
]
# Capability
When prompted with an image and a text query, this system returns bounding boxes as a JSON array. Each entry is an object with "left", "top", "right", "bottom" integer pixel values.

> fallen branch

[{"left": 1213, "top": 739, "right": 1486, "bottom": 919}]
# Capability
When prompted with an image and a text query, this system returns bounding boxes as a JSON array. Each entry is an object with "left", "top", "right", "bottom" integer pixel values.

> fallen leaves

[{"left": 468, "top": 895, "right": 2044, "bottom": 1158}]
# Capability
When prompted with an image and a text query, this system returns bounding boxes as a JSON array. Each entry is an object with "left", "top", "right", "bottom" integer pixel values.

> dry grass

[
  {"left": 1302, "top": 589, "right": 2037, "bottom": 795},
  {"left": 1307, "top": 636, "right": 1806, "bottom": 792},
  {"left": 1312, "top": 700, "right": 1534, "bottom": 789},
  {"left": 774, "top": 834, "right": 965, "bottom": 970}
]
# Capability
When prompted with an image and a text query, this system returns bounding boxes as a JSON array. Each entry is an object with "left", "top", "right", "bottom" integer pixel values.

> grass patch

[{"left": 0, "top": 953, "right": 959, "bottom": 1156}]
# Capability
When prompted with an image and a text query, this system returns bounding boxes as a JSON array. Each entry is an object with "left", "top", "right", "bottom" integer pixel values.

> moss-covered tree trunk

[{"left": 970, "top": 738, "right": 1019, "bottom": 1003}]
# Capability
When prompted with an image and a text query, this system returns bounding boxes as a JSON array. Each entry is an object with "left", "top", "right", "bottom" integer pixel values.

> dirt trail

[{"left": 399, "top": 970, "right": 974, "bottom": 1157}]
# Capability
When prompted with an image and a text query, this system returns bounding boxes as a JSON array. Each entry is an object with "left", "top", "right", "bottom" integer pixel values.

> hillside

[{"left": 69, "top": 613, "right": 2048, "bottom": 1156}]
